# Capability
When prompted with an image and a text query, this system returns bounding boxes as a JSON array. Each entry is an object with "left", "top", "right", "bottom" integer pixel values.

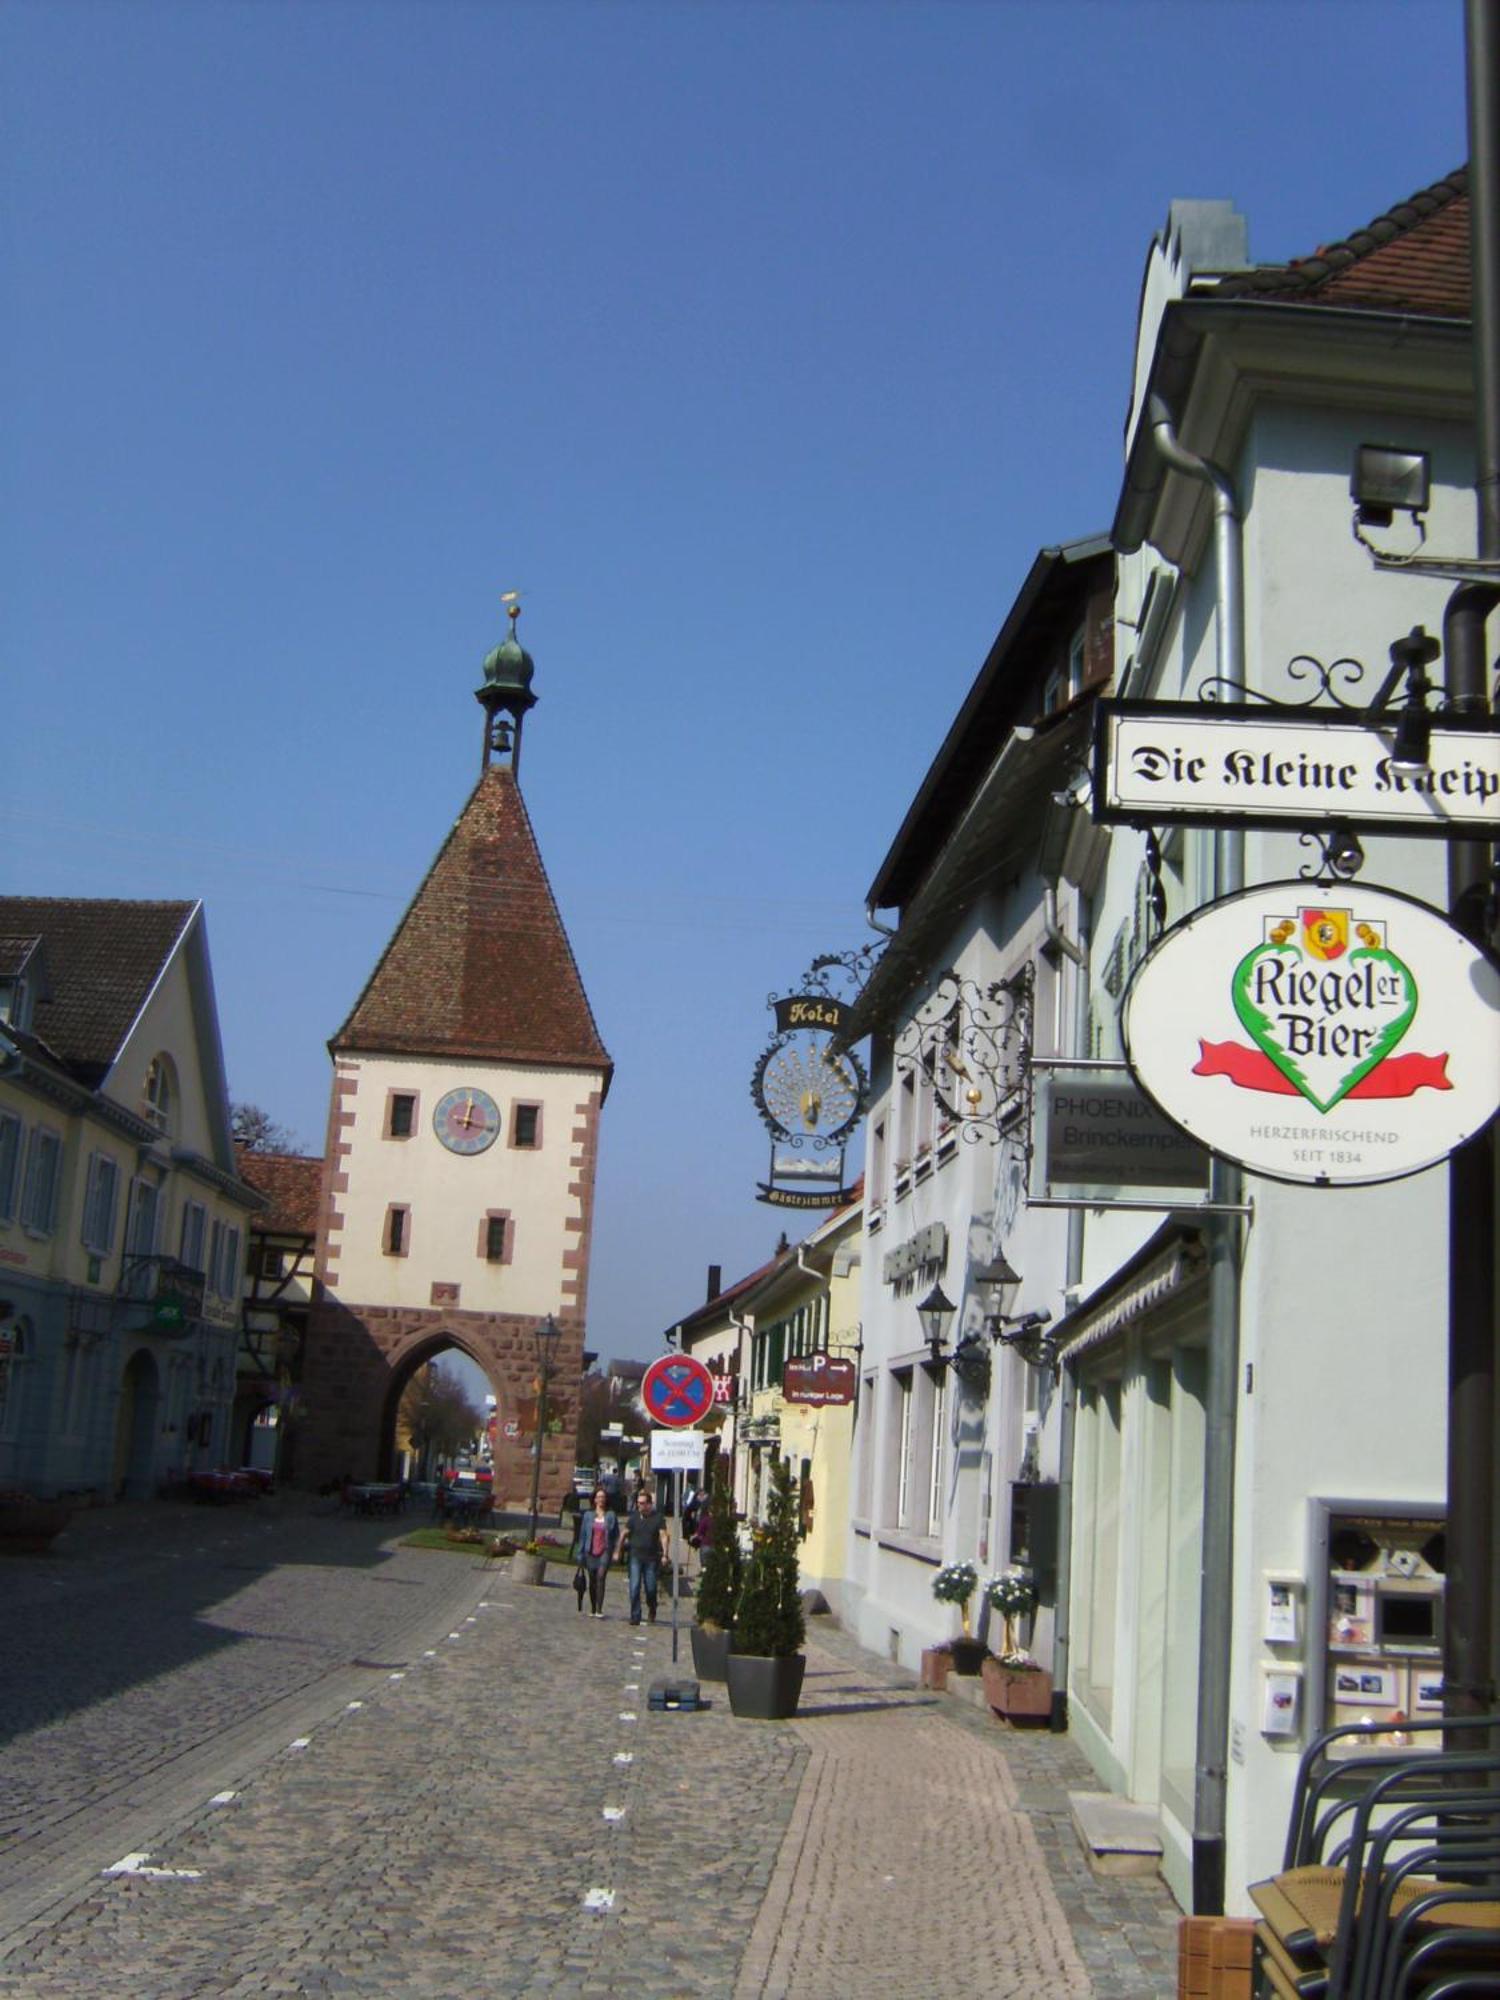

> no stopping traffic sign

[{"left": 641, "top": 1353, "right": 715, "bottom": 1429}]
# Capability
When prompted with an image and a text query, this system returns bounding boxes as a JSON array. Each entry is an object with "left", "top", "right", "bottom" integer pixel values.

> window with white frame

[
  {"left": 0, "top": 1113, "right": 21, "bottom": 1222},
  {"left": 893, "top": 1369, "right": 914, "bottom": 1528},
  {"left": 854, "top": 1376, "right": 876, "bottom": 1520},
  {"left": 127, "top": 1178, "right": 160, "bottom": 1259},
  {"left": 178, "top": 1199, "right": 207, "bottom": 1274},
  {"left": 217, "top": 1224, "right": 241, "bottom": 1298},
  {"left": 20, "top": 1127, "right": 61, "bottom": 1235},
  {"left": 208, "top": 1216, "right": 224, "bottom": 1291},
  {"left": 142, "top": 1054, "right": 175, "bottom": 1135},
  {"left": 81, "top": 1153, "right": 120, "bottom": 1254},
  {"left": 927, "top": 1371, "right": 946, "bottom": 1534}
]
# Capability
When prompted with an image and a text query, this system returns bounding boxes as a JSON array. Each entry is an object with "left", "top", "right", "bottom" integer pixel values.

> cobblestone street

[{"left": 0, "top": 1502, "right": 1179, "bottom": 1997}]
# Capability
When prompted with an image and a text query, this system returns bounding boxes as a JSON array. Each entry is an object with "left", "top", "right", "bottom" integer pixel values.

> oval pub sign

[{"left": 1122, "top": 881, "right": 1500, "bottom": 1187}]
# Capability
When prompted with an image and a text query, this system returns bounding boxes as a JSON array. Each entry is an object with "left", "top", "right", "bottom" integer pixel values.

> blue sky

[{"left": 4, "top": 0, "right": 1470, "bottom": 1364}]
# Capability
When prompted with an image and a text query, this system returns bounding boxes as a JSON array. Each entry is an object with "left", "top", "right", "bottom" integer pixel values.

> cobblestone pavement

[{"left": 0, "top": 1503, "right": 1180, "bottom": 1997}]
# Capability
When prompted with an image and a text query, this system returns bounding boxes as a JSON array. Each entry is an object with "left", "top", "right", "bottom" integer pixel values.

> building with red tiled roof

[
  {"left": 0, "top": 897, "right": 262, "bottom": 1500},
  {"left": 296, "top": 613, "right": 610, "bottom": 1505}
]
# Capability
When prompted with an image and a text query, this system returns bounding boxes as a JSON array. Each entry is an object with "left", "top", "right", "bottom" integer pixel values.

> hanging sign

[
  {"left": 782, "top": 1354, "right": 857, "bottom": 1407},
  {"left": 1094, "top": 702, "right": 1500, "bottom": 838},
  {"left": 1038, "top": 1069, "right": 1210, "bottom": 1191},
  {"left": 1123, "top": 881, "right": 1500, "bottom": 1187}
]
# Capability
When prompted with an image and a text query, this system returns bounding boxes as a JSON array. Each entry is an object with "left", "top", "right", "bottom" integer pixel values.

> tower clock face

[{"left": 433, "top": 1087, "right": 502, "bottom": 1155}]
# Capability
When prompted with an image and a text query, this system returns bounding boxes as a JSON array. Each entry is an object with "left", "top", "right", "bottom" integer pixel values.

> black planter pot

[
  {"left": 946, "top": 1637, "right": 988, "bottom": 1677},
  {"left": 690, "top": 1625, "right": 732, "bottom": 1682},
  {"left": 725, "top": 1650, "right": 806, "bottom": 1720}
]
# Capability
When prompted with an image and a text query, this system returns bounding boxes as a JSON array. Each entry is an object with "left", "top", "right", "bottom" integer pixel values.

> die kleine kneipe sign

[
  {"left": 1094, "top": 702, "right": 1500, "bottom": 838},
  {"left": 1122, "top": 882, "right": 1500, "bottom": 1187}
]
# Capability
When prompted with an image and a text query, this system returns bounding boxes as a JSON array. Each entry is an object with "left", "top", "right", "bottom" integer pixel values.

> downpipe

[{"left": 1147, "top": 397, "right": 1246, "bottom": 1915}]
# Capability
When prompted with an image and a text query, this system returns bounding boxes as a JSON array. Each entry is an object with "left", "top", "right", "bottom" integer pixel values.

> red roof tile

[
  {"left": 0, "top": 897, "right": 195, "bottom": 1086},
  {"left": 235, "top": 1148, "right": 324, "bottom": 1234},
  {"left": 331, "top": 769, "right": 611, "bottom": 1078},
  {"left": 1217, "top": 167, "right": 1470, "bottom": 318}
]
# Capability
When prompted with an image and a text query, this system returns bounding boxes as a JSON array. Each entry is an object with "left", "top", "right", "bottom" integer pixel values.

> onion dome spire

[{"left": 475, "top": 594, "right": 538, "bottom": 776}]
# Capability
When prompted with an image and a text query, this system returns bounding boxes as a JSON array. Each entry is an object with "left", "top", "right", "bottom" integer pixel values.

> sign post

[
  {"left": 641, "top": 1357, "right": 715, "bottom": 1664},
  {"left": 651, "top": 1427, "right": 707, "bottom": 1663}
]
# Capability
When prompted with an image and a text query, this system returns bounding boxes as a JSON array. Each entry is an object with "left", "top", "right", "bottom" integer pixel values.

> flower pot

[
  {"left": 920, "top": 1646, "right": 951, "bottom": 1692},
  {"left": 690, "top": 1625, "right": 732, "bottom": 1682},
  {"left": 0, "top": 1498, "right": 73, "bottom": 1555},
  {"left": 981, "top": 1658, "right": 1053, "bottom": 1723},
  {"left": 726, "top": 1650, "right": 806, "bottom": 1720},
  {"left": 511, "top": 1551, "right": 546, "bottom": 1586},
  {"left": 946, "top": 1637, "right": 988, "bottom": 1677}
]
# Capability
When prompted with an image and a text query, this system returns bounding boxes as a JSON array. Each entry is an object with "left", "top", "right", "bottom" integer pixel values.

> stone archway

[
  {"left": 377, "top": 1331, "right": 498, "bottom": 1482},
  {"left": 298, "top": 1298, "right": 580, "bottom": 1512}
]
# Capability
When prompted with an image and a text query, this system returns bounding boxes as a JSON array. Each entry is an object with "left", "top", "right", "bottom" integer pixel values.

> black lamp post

[{"left": 526, "top": 1313, "right": 561, "bottom": 1545}]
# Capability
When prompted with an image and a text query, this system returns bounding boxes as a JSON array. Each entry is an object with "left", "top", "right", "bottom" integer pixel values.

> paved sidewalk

[{"left": 1, "top": 1510, "right": 1180, "bottom": 1997}]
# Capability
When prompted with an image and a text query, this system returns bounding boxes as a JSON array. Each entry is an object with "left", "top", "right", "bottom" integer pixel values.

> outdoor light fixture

[
  {"left": 915, "top": 1281, "right": 956, "bottom": 1366},
  {"left": 990, "top": 1310, "right": 1061, "bottom": 1375},
  {"left": 1365, "top": 625, "right": 1443, "bottom": 777},
  {"left": 1351, "top": 444, "right": 1431, "bottom": 530}
]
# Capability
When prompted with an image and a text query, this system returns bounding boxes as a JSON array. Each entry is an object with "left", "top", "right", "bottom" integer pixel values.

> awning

[{"left": 1054, "top": 1222, "right": 1208, "bottom": 1366}]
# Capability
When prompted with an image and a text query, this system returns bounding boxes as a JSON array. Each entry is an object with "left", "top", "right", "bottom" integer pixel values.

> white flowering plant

[
  {"left": 985, "top": 1570, "right": 1037, "bottom": 1619},
  {"left": 931, "top": 1561, "right": 979, "bottom": 1608}
]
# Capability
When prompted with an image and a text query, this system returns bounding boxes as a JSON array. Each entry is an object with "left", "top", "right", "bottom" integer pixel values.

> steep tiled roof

[
  {"left": 235, "top": 1148, "right": 324, "bottom": 1235},
  {"left": 1215, "top": 167, "right": 1469, "bottom": 317},
  {"left": 331, "top": 768, "right": 611, "bottom": 1077},
  {"left": 0, "top": 897, "right": 194, "bottom": 1087}
]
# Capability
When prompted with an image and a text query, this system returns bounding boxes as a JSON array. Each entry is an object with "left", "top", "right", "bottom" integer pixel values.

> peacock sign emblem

[{"left": 1123, "top": 882, "right": 1500, "bottom": 1187}]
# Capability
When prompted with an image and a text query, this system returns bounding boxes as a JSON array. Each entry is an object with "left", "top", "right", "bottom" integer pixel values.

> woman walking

[{"left": 574, "top": 1487, "right": 617, "bottom": 1619}]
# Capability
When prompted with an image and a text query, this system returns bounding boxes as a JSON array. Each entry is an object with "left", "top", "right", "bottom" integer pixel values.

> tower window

[
  {"left": 385, "top": 1205, "right": 409, "bottom": 1257},
  {"left": 477, "top": 1209, "right": 513, "bottom": 1264},
  {"left": 511, "top": 1103, "right": 542, "bottom": 1150},
  {"left": 386, "top": 1091, "right": 417, "bottom": 1139}
]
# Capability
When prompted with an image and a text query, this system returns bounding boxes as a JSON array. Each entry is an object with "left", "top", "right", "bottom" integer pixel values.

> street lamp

[
  {"left": 526, "top": 1312, "right": 561, "bottom": 1545},
  {"left": 915, "top": 1282, "right": 956, "bottom": 1367}
]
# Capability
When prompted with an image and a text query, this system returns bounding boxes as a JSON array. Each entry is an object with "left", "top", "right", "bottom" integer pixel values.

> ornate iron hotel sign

[
  {"left": 751, "top": 963, "right": 870, "bottom": 1209},
  {"left": 1094, "top": 701, "right": 1500, "bottom": 837},
  {"left": 1123, "top": 882, "right": 1500, "bottom": 1187}
]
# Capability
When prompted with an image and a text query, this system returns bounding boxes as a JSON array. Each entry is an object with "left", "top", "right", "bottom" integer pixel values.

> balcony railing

[{"left": 117, "top": 1255, "right": 205, "bottom": 1336}]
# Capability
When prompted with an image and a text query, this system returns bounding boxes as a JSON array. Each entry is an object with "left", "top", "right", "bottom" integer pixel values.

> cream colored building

[{"left": 0, "top": 899, "right": 261, "bottom": 1499}]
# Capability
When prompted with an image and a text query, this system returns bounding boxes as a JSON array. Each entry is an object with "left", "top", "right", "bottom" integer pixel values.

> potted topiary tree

[
  {"left": 725, "top": 1457, "right": 806, "bottom": 1720},
  {"left": 690, "top": 1461, "right": 741, "bottom": 1682},
  {"left": 980, "top": 1569, "right": 1052, "bottom": 1722},
  {"left": 931, "top": 1560, "right": 986, "bottom": 1674}
]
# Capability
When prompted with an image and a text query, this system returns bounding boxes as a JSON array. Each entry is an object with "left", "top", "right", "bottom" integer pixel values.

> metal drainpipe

[
  {"left": 1147, "top": 395, "right": 1246, "bottom": 1915},
  {"left": 1049, "top": 883, "right": 1091, "bottom": 1732},
  {"left": 1444, "top": 0, "right": 1500, "bottom": 1726}
]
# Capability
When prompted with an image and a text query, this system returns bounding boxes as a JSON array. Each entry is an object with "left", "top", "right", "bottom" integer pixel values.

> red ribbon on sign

[{"left": 1191, "top": 1042, "right": 1453, "bottom": 1099}]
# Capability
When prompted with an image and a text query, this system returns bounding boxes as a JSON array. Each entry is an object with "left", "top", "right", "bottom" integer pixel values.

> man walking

[{"left": 617, "top": 1486, "right": 668, "bottom": 1625}]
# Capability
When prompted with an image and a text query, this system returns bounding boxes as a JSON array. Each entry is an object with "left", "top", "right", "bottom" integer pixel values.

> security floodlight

[{"left": 1351, "top": 444, "right": 1430, "bottom": 529}]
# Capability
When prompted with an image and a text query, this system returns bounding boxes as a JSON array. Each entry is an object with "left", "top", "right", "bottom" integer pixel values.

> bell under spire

[{"left": 475, "top": 594, "right": 538, "bottom": 776}]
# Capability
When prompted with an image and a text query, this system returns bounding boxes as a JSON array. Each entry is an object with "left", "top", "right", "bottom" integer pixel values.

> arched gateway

[{"left": 295, "top": 608, "right": 612, "bottom": 1501}]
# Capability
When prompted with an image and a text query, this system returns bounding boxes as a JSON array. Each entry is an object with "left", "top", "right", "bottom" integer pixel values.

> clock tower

[{"left": 298, "top": 610, "right": 612, "bottom": 1501}]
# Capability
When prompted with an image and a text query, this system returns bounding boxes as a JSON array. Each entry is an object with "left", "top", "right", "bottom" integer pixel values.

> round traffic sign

[{"left": 641, "top": 1353, "right": 715, "bottom": 1430}]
